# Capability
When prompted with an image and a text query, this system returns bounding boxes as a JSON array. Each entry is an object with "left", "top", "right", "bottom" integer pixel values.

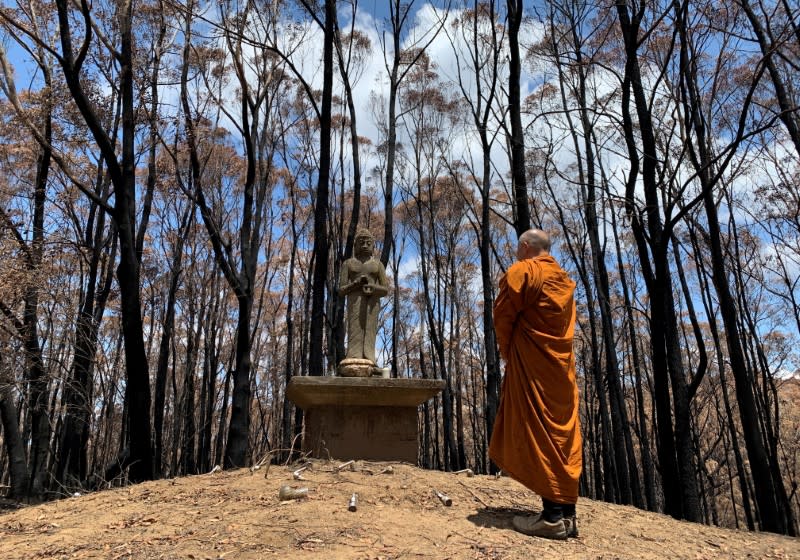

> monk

[{"left": 489, "top": 228, "right": 582, "bottom": 540}]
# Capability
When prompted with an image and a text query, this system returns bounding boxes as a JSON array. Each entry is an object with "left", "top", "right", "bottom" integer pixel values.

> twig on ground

[
  {"left": 292, "top": 466, "right": 308, "bottom": 480},
  {"left": 458, "top": 480, "right": 490, "bottom": 508},
  {"left": 335, "top": 460, "right": 355, "bottom": 472}
]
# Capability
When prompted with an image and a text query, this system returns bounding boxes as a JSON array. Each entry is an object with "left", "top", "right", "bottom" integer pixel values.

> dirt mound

[{"left": 0, "top": 460, "right": 797, "bottom": 559}]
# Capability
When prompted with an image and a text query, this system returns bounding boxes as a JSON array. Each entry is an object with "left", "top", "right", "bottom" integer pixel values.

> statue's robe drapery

[{"left": 489, "top": 255, "right": 582, "bottom": 503}]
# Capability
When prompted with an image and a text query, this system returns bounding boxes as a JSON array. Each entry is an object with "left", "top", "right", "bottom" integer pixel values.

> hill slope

[{"left": 1, "top": 460, "right": 797, "bottom": 559}]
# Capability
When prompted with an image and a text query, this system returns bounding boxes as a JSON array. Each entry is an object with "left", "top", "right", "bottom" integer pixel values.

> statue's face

[{"left": 356, "top": 235, "right": 374, "bottom": 257}]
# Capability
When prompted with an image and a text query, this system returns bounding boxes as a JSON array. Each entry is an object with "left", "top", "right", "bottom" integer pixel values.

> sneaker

[
  {"left": 564, "top": 515, "right": 579, "bottom": 538},
  {"left": 512, "top": 513, "right": 568, "bottom": 540}
]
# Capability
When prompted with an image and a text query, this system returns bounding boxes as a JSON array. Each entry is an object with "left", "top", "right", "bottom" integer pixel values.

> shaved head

[
  {"left": 516, "top": 229, "right": 551, "bottom": 261},
  {"left": 519, "top": 229, "right": 551, "bottom": 254}
]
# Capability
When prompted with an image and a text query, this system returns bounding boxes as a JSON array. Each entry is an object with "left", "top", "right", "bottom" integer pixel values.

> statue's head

[{"left": 354, "top": 229, "right": 375, "bottom": 258}]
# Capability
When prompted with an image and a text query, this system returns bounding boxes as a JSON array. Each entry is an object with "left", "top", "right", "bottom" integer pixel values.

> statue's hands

[
  {"left": 361, "top": 281, "right": 388, "bottom": 297},
  {"left": 342, "top": 275, "right": 371, "bottom": 295},
  {"left": 342, "top": 274, "right": 387, "bottom": 297},
  {"left": 341, "top": 280, "right": 359, "bottom": 295},
  {"left": 357, "top": 275, "right": 375, "bottom": 294}
]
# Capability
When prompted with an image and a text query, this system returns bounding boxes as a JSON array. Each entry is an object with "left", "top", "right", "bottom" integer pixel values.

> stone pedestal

[{"left": 286, "top": 376, "right": 445, "bottom": 463}]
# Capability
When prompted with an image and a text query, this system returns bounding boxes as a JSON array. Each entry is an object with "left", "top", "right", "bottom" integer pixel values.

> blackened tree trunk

[
  {"left": 22, "top": 87, "right": 50, "bottom": 499},
  {"left": 282, "top": 177, "right": 300, "bottom": 461},
  {"left": 0, "top": 41, "right": 55, "bottom": 498},
  {"left": 0, "top": 366, "right": 29, "bottom": 499},
  {"left": 580, "top": 110, "right": 633, "bottom": 508},
  {"left": 184, "top": 0, "right": 278, "bottom": 467},
  {"left": 379, "top": 1, "right": 403, "bottom": 267},
  {"left": 547, "top": 7, "right": 634, "bottom": 503},
  {"left": 52, "top": 0, "right": 153, "bottom": 482},
  {"left": 135, "top": 0, "right": 167, "bottom": 261},
  {"left": 58, "top": 179, "right": 116, "bottom": 488},
  {"left": 118, "top": 0, "right": 153, "bottom": 483},
  {"left": 331, "top": 10, "right": 364, "bottom": 368},
  {"left": 226, "top": 295, "right": 253, "bottom": 466},
  {"left": 689, "top": 223, "right": 755, "bottom": 530},
  {"left": 674, "top": 0, "right": 794, "bottom": 531},
  {"left": 614, "top": 0, "right": 699, "bottom": 520},
  {"left": 413, "top": 180, "right": 459, "bottom": 470},
  {"left": 214, "top": 362, "right": 233, "bottom": 469},
  {"left": 153, "top": 208, "right": 192, "bottom": 476},
  {"left": 181, "top": 300, "right": 201, "bottom": 475},
  {"left": 448, "top": 0, "right": 503, "bottom": 469},
  {"left": 610, "top": 203, "right": 657, "bottom": 510},
  {"left": 451, "top": 260, "right": 468, "bottom": 469},
  {"left": 506, "top": 0, "right": 530, "bottom": 235},
  {"left": 698, "top": 124, "right": 794, "bottom": 538},
  {"left": 730, "top": 216, "right": 796, "bottom": 535},
  {"left": 198, "top": 267, "right": 222, "bottom": 473},
  {"left": 378, "top": 1, "right": 448, "bottom": 267},
  {"left": 309, "top": 0, "right": 335, "bottom": 376},
  {"left": 545, "top": 170, "right": 618, "bottom": 502}
]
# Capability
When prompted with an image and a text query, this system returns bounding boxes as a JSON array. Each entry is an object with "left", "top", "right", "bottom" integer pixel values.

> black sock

[{"left": 542, "top": 498, "right": 564, "bottom": 522}]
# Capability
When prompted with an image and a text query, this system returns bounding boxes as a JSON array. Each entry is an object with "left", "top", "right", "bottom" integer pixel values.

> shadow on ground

[
  {"left": 467, "top": 506, "right": 535, "bottom": 530},
  {"left": 0, "top": 499, "right": 23, "bottom": 512}
]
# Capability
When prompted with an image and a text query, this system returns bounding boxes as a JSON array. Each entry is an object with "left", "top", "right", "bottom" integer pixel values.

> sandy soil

[{"left": 1, "top": 460, "right": 797, "bottom": 559}]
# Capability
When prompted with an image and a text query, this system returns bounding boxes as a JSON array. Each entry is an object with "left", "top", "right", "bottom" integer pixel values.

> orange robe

[{"left": 489, "top": 255, "right": 582, "bottom": 504}]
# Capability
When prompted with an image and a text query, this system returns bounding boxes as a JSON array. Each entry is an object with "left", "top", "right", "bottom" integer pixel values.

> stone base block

[
  {"left": 304, "top": 405, "right": 417, "bottom": 462},
  {"left": 286, "top": 376, "right": 445, "bottom": 463}
]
